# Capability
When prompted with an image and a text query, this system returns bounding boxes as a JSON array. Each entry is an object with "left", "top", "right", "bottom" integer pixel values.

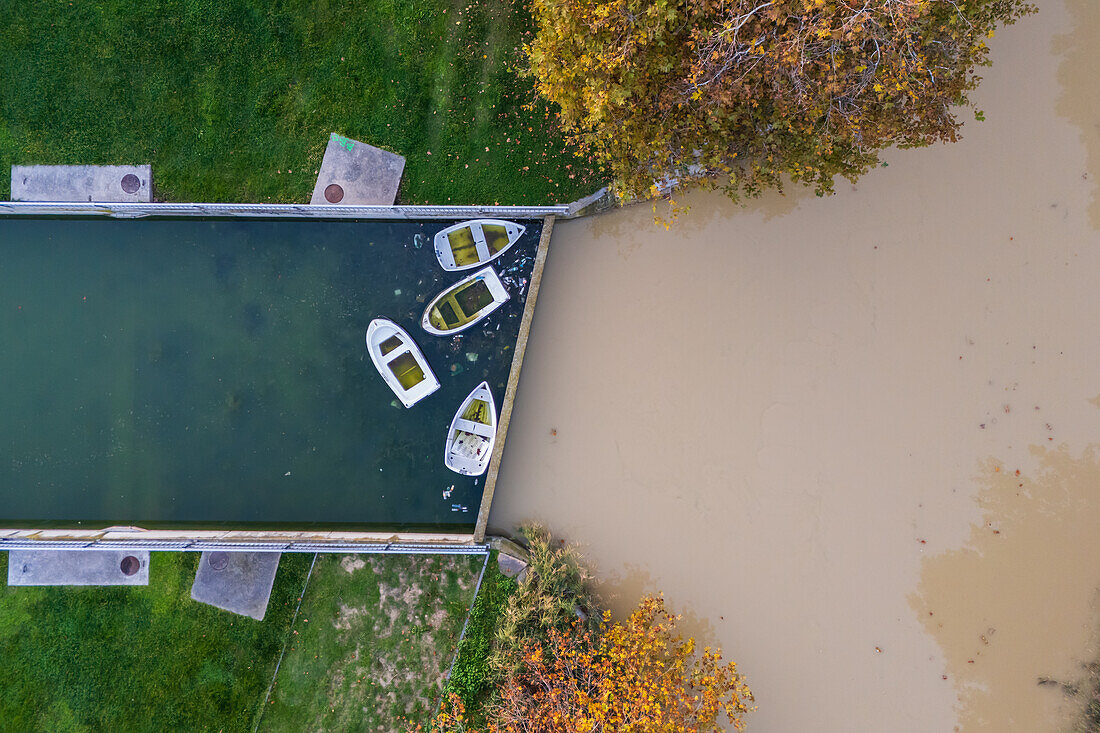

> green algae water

[{"left": 0, "top": 217, "right": 541, "bottom": 530}]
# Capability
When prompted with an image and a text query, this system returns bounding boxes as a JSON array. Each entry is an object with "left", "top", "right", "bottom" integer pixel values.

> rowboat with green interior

[{"left": 421, "top": 266, "right": 509, "bottom": 336}]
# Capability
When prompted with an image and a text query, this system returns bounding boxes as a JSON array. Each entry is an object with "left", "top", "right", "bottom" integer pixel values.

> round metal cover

[
  {"left": 120, "top": 556, "right": 141, "bottom": 576},
  {"left": 207, "top": 551, "right": 230, "bottom": 571},
  {"left": 120, "top": 174, "right": 141, "bottom": 194},
  {"left": 324, "top": 183, "right": 344, "bottom": 203}
]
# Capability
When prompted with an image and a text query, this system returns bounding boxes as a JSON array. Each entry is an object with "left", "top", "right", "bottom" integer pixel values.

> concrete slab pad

[
  {"left": 497, "top": 552, "right": 529, "bottom": 579},
  {"left": 310, "top": 133, "right": 404, "bottom": 205},
  {"left": 11, "top": 164, "right": 152, "bottom": 202},
  {"left": 190, "top": 551, "right": 281, "bottom": 621},
  {"left": 7, "top": 550, "right": 149, "bottom": 586}
]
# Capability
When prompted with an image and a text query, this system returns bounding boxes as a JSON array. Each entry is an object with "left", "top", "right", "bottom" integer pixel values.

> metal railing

[
  {"left": 0, "top": 537, "right": 489, "bottom": 554},
  {"left": 0, "top": 201, "right": 569, "bottom": 220}
]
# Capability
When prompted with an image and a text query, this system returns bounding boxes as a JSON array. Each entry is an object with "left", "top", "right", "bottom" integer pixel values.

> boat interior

[
  {"left": 430, "top": 280, "right": 494, "bottom": 330},
  {"left": 451, "top": 430, "right": 488, "bottom": 460},
  {"left": 482, "top": 224, "right": 511, "bottom": 254},
  {"left": 462, "top": 398, "right": 491, "bottom": 425},
  {"left": 447, "top": 227, "right": 480, "bottom": 267},
  {"left": 378, "top": 334, "right": 402, "bottom": 357},
  {"left": 446, "top": 222, "right": 515, "bottom": 267},
  {"left": 387, "top": 351, "right": 426, "bottom": 389}
]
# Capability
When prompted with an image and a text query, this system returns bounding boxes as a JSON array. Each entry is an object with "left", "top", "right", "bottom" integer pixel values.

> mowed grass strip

[
  {"left": 0, "top": 551, "right": 310, "bottom": 733},
  {"left": 258, "top": 553, "right": 484, "bottom": 732},
  {"left": 0, "top": 0, "right": 603, "bottom": 205}
]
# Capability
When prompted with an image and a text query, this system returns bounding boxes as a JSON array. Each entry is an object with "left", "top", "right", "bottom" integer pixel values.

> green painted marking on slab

[{"left": 330, "top": 133, "right": 355, "bottom": 151}]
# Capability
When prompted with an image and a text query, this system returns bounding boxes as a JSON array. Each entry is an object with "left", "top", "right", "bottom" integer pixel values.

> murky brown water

[
  {"left": 489, "top": 0, "right": 1100, "bottom": 730},
  {"left": 912, "top": 446, "right": 1100, "bottom": 731}
]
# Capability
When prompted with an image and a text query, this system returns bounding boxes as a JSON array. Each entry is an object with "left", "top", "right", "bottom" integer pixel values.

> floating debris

[
  {"left": 394, "top": 288, "right": 402, "bottom": 296},
  {"left": 413, "top": 233, "right": 427, "bottom": 249},
  {"left": 466, "top": 352, "right": 479, "bottom": 363},
  {"left": 284, "top": 471, "right": 291, "bottom": 476},
  {"left": 443, "top": 484, "right": 454, "bottom": 499},
  {"left": 391, "top": 399, "right": 401, "bottom": 409},
  {"left": 450, "top": 363, "right": 464, "bottom": 375}
]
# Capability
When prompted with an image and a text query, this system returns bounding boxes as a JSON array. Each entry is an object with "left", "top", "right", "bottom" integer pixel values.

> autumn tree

[
  {"left": 432, "top": 595, "right": 753, "bottom": 733},
  {"left": 526, "top": 0, "right": 1035, "bottom": 202}
]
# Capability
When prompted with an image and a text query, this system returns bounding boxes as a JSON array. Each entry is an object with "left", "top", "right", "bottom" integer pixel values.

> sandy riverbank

[{"left": 489, "top": 0, "right": 1100, "bottom": 730}]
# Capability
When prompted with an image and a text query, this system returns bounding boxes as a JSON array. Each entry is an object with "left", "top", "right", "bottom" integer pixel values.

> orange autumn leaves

[{"left": 433, "top": 596, "right": 753, "bottom": 733}]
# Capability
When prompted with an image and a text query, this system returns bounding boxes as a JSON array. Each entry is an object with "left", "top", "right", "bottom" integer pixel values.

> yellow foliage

[
  {"left": 492, "top": 596, "right": 751, "bottom": 732},
  {"left": 524, "top": 0, "right": 1036, "bottom": 205}
]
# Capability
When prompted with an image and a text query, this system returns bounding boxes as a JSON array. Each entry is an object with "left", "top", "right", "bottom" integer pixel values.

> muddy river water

[{"left": 489, "top": 0, "right": 1100, "bottom": 730}]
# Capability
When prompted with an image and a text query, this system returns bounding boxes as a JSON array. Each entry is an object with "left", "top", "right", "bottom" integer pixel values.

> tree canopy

[
  {"left": 424, "top": 527, "right": 752, "bottom": 733},
  {"left": 434, "top": 596, "right": 753, "bottom": 733},
  {"left": 526, "top": 0, "right": 1035, "bottom": 202},
  {"left": 493, "top": 596, "right": 752, "bottom": 732}
]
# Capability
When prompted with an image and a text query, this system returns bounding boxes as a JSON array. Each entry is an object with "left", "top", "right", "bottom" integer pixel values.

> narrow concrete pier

[
  {"left": 190, "top": 551, "right": 281, "bottom": 620},
  {"left": 310, "top": 133, "right": 405, "bottom": 205},
  {"left": 473, "top": 216, "right": 555, "bottom": 541},
  {"left": 7, "top": 550, "right": 149, "bottom": 586},
  {"left": 11, "top": 164, "right": 152, "bottom": 202}
]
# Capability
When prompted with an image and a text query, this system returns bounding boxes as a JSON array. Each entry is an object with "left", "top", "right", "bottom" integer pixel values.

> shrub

[{"left": 489, "top": 524, "right": 600, "bottom": 680}]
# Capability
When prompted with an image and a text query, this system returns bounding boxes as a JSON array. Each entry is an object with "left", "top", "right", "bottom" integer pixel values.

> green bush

[
  {"left": 445, "top": 552, "right": 517, "bottom": 722},
  {"left": 489, "top": 524, "right": 599, "bottom": 679}
]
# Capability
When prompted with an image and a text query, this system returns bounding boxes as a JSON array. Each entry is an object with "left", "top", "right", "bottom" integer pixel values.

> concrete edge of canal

[{"left": 473, "top": 215, "right": 555, "bottom": 542}]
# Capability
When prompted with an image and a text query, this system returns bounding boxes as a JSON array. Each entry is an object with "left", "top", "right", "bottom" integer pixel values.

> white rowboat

[
  {"left": 422, "top": 266, "right": 509, "bottom": 336},
  {"left": 366, "top": 318, "right": 440, "bottom": 408},
  {"left": 433, "top": 219, "right": 526, "bottom": 271},
  {"left": 444, "top": 381, "right": 497, "bottom": 476}
]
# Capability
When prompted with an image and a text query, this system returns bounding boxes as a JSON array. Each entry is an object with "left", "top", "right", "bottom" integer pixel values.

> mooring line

[{"left": 253, "top": 552, "right": 319, "bottom": 733}]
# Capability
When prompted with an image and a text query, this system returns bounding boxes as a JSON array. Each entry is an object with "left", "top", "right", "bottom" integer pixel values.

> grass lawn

[
  {"left": 258, "top": 553, "right": 485, "bottom": 732},
  {"left": 0, "top": 0, "right": 604, "bottom": 205},
  {"left": 0, "top": 551, "right": 311, "bottom": 732}
]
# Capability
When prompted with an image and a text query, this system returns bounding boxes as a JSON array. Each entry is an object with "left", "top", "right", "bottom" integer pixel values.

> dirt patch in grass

[
  {"left": 259, "top": 553, "right": 484, "bottom": 732},
  {"left": 340, "top": 556, "right": 367, "bottom": 574}
]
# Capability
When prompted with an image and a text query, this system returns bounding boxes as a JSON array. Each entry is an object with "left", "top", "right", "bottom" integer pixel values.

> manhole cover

[
  {"left": 120, "top": 556, "right": 141, "bottom": 576},
  {"left": 324, "top": 183, "right": 344, "bottom": 203},
  {"left": 207, "top": 552, "right": 230, "bottom": 571},
  {"left": 120, "top": 174, "right": 141, "bottom": 194}
]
